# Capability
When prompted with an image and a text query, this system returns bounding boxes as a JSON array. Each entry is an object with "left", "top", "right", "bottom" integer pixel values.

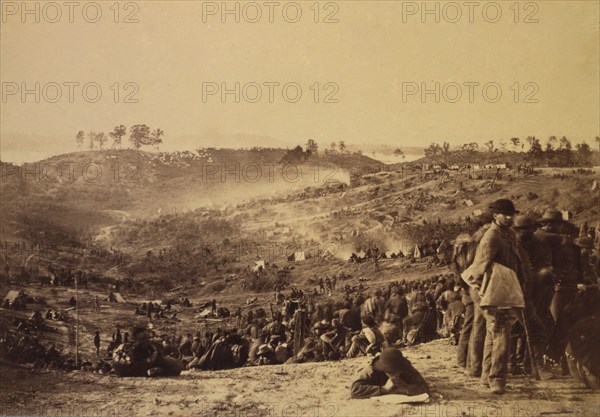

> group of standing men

[
  {"left": 456, "top": 199, "right": 598, "bottom": 394},
  {"left": 317, "top": 276, "right": 337, "bottom": 295}
]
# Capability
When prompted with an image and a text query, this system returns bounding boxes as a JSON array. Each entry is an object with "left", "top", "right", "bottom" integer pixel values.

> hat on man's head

[
  {"left": 411, "top": 302, "right": 428, "bottom": 314},
  {"left": 574, "top": 236, "right": 594, "bottom": 249},
  {"left": 131, "top": 325, "right": 148, "bottom": 339},
  {"left": 362, "top": 314, "right": 376, "bottom": 327},
  {"left": 373, "top": 348, "right": 406, "bottom": 374},
  {"left": 513, "top": 215, "right": 539, "bottom": 230},
  {"left": 257, "top": 344, "right": 273, "bottom": 356},
  {"left": 489, "top": 199, "right": 519, "bottom": 215},
  {"left": 448, "top": 291, "right": 462, "bottom": 302},
  {"left": 538, "top": 209, "right": 564, "bottom": 224}
]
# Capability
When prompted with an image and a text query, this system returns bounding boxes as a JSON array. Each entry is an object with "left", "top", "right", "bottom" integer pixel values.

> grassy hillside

[
  {"left": 0, "top": 148, "right": 382, "bottom": 243},
  {"left": 2, "top": 157, "right": 597, "bottom": 304}
]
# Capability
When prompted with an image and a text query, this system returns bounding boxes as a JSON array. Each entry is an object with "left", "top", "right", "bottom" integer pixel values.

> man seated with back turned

[{"left": 351, "top": 348, "right": 430, "bottom": 399}]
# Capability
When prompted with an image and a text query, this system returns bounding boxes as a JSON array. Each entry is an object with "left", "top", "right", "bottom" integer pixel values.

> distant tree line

[
  {"left": 300, "top": 139, "right": 349, "bottom": 156},
  {"left": 422, "top": 136, "right": 599, "bottom": 167},
  {"left": 75, "top": 125, "right": 165, "bottom": 151}
]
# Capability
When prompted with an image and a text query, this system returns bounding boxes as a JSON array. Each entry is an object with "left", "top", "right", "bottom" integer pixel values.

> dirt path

[{"left": 2, "top": 339, "right": 598, "bottom": 417}]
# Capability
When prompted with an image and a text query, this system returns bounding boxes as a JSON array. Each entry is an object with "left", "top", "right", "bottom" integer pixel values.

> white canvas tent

[
  {"left": 252, "top": 260, "right": 265, "bottom": 272},
  {"left": 293, "top": 251, "right": 305, "bottom": 261},
  {"left": 106, "top": 292, "right": 127, "bottom": 303},
  {"left": 413, "top": 245, "right": 422, "bottom": 259},
  {"left": 195, "top": 308, "right": 213, "bottom": 318},
  {"left": 3, "top": 290, "right": 25, "bottom": 304}
]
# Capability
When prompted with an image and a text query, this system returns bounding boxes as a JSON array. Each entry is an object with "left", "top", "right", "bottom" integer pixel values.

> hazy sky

[{"left": 1, "top": 0, "right": 599, "bottom": 162}]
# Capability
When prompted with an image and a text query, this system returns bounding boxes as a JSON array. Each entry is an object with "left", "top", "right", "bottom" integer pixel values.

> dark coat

[{"left": 351, "top": 356, "right": 429, "bottom": 399}]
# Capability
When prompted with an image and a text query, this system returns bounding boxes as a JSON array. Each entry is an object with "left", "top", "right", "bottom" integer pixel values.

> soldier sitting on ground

[
  {"left": 351, "top": 348, "right": 430, "bottom": 399},
  {"left": 112, "top": 326, "right": 183, "bottom": 377}
]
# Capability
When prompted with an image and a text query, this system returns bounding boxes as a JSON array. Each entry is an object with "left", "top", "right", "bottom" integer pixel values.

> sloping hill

[
  {"left": 0, "top": 148, "right": 383, "bottom": 242},
  {"left": 1, "top": 144, "right": 597, "bottom": 302}
]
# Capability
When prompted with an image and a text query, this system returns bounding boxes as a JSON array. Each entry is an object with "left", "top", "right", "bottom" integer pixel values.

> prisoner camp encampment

[
  {"left": 287, "top": 251, "right": 306, "bottom": 262},
  {"left": 106, "top": 292, "right": 127, "bottom": 303},
  {"left": 195, "top": 308, "right": 214, "bottom": 319},
  {"left": 252, "top": 260, "right": 265, "bottom": 272},
  {"left": 413, "top": 245, "right": 422, "bottom": 259},
  {"left": 3, "top": 290, "right": 26, "bottom": 305}
]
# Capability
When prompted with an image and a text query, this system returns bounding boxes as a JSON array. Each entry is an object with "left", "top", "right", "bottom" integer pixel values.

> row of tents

[
  {"left": 251, "top": 248, "right": 338, "bottom": 271},
  {"left": 250, "top": 240, "right": 449, "bottom": 270}
]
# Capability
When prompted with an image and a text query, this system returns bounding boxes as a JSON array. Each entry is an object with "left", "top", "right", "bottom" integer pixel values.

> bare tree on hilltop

[
  {"left": 559, "top": 136, "right": 572, "bottom": 151},
  {"left": 151, "top": 128, "right": 164, "bottom": 151},
  {"left": 95, "top": 132, "right": 107, "bottom": 149},
  {"left": 546, "top": 136, "right": 557, "bottom": 152},
  {"left": 306, "top": 139, "right": 318, "bottom": 155},
  {"left": 129, "top": 124, "right": 151, "bottom": 150},
  {"left": 75, "top": 131, "right": 85, "bottom": 149},
  {"left": 510, "top": 137, "right": 521, "bottom": 150},
  {"left": 461, "top": 142, "right": 479, "bottom": 152},
  {"left": 338, "top": 140, "right": 346, "bottom": 153},
  {"left": 281, "top": 145, "right": 310, "bottom": 164},
  {"left": 424, "top": 142, "right": 442, "bottom": 158},
  {"left": 526, "top": 136, "right": 543, "bottom": 158},
  {"left": 87, "top": 131, "right": 97, "bottom": 150},
  {"left": 74, "top": 124, "right": 165, "bottom": 151},
  {"left": 558, "top": 136, "right": 573, "bottom": 164},
  {"left": 575, "top": 142, "right": 593, "bottom": 165},
  {"left": 442, "top": 141, "right": 451, "bottom": 154},
  {"left": 110, "top": 125, "right": 127, "bottom": 149}
]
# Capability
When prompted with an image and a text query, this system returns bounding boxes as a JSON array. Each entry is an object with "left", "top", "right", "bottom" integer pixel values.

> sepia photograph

[{"left": 1, "top": 1, "right": 599, "bottom": 416}]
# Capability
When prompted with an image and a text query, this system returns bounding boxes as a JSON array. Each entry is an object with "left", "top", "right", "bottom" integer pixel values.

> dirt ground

[
  {"left": 2, "top": 338, "right": 599, "bottom": 417},
  {"left": 1, "top": 220, "right": 599, "bottom": 417}
]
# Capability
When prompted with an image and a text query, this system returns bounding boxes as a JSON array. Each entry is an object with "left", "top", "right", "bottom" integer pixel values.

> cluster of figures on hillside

[
  {"left": 1, "top": 198, "right": 599, "bottom": 399},
  {"left": 101, "top": 200, "right": 600, "bottom": 397}
]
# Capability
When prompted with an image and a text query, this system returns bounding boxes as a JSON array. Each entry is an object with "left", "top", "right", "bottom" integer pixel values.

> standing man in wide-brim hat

[
  {"left": 536, "top": 209, "right": 583, "bottom": 324},
  {"left": 573, "top": 236, "right": 599, "bottom": 286},
  {"left": 513, "top": 215, "right": 554, "bottom": 332},
  {"left": 467, "top": 199, "right": 527, "bottom": 394},
  {"left": 512, "top": 215, "right": 554, "bottom": 379}
]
